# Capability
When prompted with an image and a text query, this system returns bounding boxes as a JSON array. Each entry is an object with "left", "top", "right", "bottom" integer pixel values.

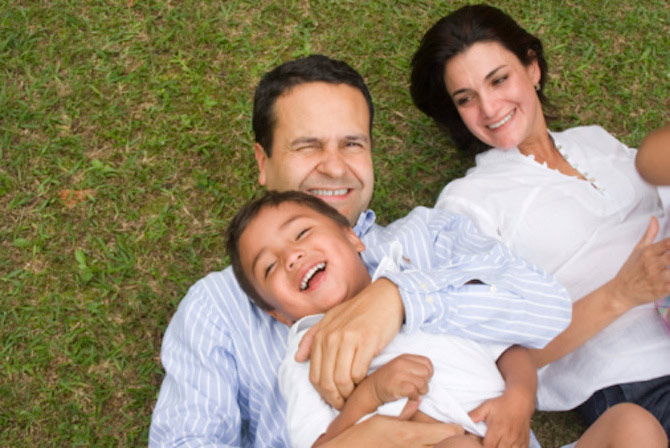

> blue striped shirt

[{"left": 150, "top": 208, "right": 571, "bottom": 447}]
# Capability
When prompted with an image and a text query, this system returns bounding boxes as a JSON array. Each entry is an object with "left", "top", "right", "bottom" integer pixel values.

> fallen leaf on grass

[{"left": 58, "top": 189, "right": 95, "bottom": 208}]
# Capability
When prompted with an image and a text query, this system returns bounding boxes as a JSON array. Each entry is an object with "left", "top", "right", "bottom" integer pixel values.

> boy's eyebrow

[
  {"left": 450, "top": 65, "right": 507, "bottom": 97},
  {"left": 249, "top": 213, "right": 310, "bottom": 275}
]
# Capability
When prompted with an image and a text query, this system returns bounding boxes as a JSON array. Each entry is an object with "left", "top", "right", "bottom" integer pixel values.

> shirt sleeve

[
  {"left": 149, "top": 282, "right": 242, "bottom": 447},
  {"left": 377, "top": 208, "right": 572, "bottom": 349}
]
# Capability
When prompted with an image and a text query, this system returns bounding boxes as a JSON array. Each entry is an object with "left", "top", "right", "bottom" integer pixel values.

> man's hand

[
  {"left": 319, "top": 415, "right": 464, "bottom": 448},
  {"left": 369, "top": 354, "right": 433, "bottom": 405},
  {"left": 295, "top": 278, "right": 404, "bottom": 409},
  {"left": 468, "top": 384, "right": 533, "bottom": 448}
]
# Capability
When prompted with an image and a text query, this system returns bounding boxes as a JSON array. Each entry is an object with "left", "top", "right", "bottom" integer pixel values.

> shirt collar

[{"left": 353, "top": 209, "right": 376, "bottom": 237}]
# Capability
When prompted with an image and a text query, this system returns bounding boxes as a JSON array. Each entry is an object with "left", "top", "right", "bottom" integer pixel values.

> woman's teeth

[{"left": 488, "top": 110, "right": 514, "bottom": 129}]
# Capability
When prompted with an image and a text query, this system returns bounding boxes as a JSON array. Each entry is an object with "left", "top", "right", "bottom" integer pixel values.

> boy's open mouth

[{"left": 300, "top": 262, "right": 326, "bottom": 291}]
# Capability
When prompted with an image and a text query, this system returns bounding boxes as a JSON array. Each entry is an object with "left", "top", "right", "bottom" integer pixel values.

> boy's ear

[
  {"left": 266, "top": 308, "right": 293, "bottom": 326},
  {"left": 346, "top": 228, "right": 366, "bottom": 253},
  {"left": 254, "top": 143, "right": 268, "bottom": 186}
]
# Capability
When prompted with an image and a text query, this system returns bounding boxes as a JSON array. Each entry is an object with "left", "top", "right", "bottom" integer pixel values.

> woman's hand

[{"left": 609, "top": 216, "right": 670, "bottom": 311}]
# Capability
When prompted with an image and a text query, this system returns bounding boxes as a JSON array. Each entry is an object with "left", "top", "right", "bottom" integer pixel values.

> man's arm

[
  {"left": 468, "top": 346, "right": 536, "bottom": 448},
  {"left": 297, "top": 208, "right": 571, "bottom": 408},
  {"left": 150, "top": 280, "right": 245, "bottom": 447},
  {"left": 319, "top": 416, "right": 469, "bottom": 448}
]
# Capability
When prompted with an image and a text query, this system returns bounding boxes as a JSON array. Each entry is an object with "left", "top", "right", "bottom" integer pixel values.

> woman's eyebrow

[{"left": 451, "top": 65, "right": 507, "bottom": 97}]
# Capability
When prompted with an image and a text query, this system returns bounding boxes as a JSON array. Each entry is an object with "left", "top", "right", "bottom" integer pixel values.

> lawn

[{"left": 1, "top": 0, "right": 668, "bottom": 446}]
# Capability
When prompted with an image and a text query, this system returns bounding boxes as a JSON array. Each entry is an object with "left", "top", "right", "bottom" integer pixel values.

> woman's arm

[
  {"left": 636, "top": 124, "right": 670, "bottom": 185},
  {"left": 530, "top": 217, "right": 670, "bottom": 367}
]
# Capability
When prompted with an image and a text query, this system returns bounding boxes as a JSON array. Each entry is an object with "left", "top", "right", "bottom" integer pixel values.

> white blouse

[{"left": 436, "top": 125, "right": 670, "bottom": 411}]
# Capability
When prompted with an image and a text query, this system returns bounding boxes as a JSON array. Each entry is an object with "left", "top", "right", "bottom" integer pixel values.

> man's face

[
  {"left": 239, "top": 201, "right": 370, "bottom": 325},
  {"left": 254, "top": 82, "right": 374, "bottom": 225}
]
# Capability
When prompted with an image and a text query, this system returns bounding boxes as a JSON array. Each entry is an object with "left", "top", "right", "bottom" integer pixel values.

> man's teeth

[
  {"left": 488, "top": 110, "right": 514, "bottom": 129},
  {"left": 311, "top": 189, "right": 348, "bottom": 196},
  {"left": 301, "top": 262, "right": 326, "bottom": 291}
]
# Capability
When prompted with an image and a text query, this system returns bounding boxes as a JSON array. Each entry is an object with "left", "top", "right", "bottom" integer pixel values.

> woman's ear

[{"left": 526, "top": 50, "right": 541, "bottom": 86}]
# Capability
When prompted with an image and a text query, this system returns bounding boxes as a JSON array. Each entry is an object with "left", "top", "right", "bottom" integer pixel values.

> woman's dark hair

[
  {"left": 410, "top": 4, "right": 549, "bottom": 153},
  {"left": 253, "top": 54, "right": 374, "bottom": 157},
  {"left": 225, "top": 190, "right": 351, "bottom": 310}
]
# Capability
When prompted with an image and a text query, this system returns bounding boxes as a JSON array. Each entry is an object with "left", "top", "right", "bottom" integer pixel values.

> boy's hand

[
  {"left": 295, "top": 278, "right": 404, "bottom": 409},
  {"left": 369, "top": 354, "right": 433, "bottom": 405},
  {"left": 468, "top": 384, "right": 534, "bottom": 448}
]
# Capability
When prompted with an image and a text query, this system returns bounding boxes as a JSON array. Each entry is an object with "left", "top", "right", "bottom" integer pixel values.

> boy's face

[{"left": 239, "top": 202, "right": 370, "bottom": 325}]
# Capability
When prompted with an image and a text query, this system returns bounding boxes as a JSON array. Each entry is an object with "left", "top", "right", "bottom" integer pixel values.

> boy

[
  {"left": 226, "top": 190, "right": 538, "bottom": 448},
  {"left": 226, "top": 190, "right": 668, "bottom": 448}
]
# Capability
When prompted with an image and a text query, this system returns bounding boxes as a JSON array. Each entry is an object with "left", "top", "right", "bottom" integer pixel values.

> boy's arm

[
  {"left": 314, "top": 354, "right": 434, "bottom": 447},
  {"left": 468, "top": 345, "right": 537, "bottom": 448},
  {"left": 636, "top": 124, "right": 670, "bottom": 185}
]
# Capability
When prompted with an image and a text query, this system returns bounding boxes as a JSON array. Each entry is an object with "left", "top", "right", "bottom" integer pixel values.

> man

[{"left": 149, "top": 55, "right": 571, "bottom": 447}]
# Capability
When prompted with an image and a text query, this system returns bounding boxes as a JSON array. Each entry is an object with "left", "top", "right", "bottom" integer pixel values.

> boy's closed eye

[
  {"left": 296, "top": 227, "right": 311, "bottom": 240},
  {"left": 264, "top": 261, "right": 275, "bottom": 279}
]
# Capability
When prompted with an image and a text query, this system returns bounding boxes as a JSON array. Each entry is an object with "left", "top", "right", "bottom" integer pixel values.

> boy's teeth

[
  {"left": 488, "top": 110, "right": 514, "bottom": 129},
  {"left": 301, "top": 262, "right": 326, "bottom": 291},
  {"left": 310, "top": 189, "right": 348, "bottom": 196}
]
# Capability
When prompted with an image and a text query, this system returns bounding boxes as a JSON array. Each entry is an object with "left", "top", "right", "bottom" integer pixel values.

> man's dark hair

[
  {"left": 410, "top": 4, "right": 549, "bottom": 153},
  {"left": 252, "top": 54, "right": 374, "bottom": 157},
  {"left": 226, "top": 190, "right": 351, "bottom": 310}
]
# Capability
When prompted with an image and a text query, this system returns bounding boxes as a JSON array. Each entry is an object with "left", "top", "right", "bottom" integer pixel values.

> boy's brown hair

[{"left": 225, "top": 190, "right": 351, "bottom": 310}]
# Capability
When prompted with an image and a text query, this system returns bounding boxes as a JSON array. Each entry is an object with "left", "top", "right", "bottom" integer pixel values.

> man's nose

[{"left": 316, "top": 146, "right": 347, "bottom": 178}]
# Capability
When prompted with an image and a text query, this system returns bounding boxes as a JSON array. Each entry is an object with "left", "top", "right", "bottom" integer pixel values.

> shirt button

[
  {"left": 490, "top": 284, "right": 497, "bottom": 293},
  {"left": 426, "top": 295, "right": 435, "bottom": 304}
]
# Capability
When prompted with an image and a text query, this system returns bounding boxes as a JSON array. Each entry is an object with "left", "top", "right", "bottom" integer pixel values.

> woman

[{"left": 410, "top": 3, "right": 670, "bottom": 446}]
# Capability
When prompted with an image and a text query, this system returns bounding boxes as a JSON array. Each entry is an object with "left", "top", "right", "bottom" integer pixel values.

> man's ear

[
  {"left": 266, "top": 308, "right": 293, "bottom": 326},
  {"left": 346, "top": 228, "right": 366, "bottom": 253},
  {"left": 254, "top": 143, "right": 268, "bottom": 186}
]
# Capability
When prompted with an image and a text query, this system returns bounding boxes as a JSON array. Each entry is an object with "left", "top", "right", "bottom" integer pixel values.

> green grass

[{"left": 1, "top": 0, "right": 668, "bottom": 446}]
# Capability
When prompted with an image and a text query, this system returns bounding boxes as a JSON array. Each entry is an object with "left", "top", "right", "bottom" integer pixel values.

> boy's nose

[{"left": 286, "top": 251, "right": 304, "bottom": 270}]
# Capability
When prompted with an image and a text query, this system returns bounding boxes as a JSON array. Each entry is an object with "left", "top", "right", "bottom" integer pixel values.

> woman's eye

[
  {"left": 455, "top": 96, "right": 471, "bottom": 106},
  {"left": 493, "top": 75, "right": 507, "bottom": 85}
]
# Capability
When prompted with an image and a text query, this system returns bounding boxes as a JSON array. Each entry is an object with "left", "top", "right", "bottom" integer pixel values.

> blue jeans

[{"left": 577, "top": 375, "right": 670, "bottom": 446}]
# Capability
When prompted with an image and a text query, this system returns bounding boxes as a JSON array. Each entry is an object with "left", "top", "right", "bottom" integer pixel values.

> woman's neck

[{"left": 518, "top": 131, "right": 586, "bottom": 180}]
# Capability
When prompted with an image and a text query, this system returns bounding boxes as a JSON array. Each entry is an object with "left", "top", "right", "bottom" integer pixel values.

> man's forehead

[{"left": 273, "top": 83, "right": 370, "bottom": 132}]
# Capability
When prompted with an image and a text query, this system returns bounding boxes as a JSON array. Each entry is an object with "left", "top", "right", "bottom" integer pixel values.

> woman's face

[{"left": 443, "top": 41, "right": 545, "bottom": 151}]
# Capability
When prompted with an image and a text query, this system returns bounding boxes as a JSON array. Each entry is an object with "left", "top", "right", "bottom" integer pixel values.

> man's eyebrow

[
  {"left": 250, "top": 214, "right": 309, "bottom": 275},
  {"left": 290, "top": 137, "right": 322, "bottom": 148},
  {"left": 450, "top": 65, "right": 507, "bottom": 97},
  {"left": 344, "top": 134, "right": 370, "bottom": 144}
]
